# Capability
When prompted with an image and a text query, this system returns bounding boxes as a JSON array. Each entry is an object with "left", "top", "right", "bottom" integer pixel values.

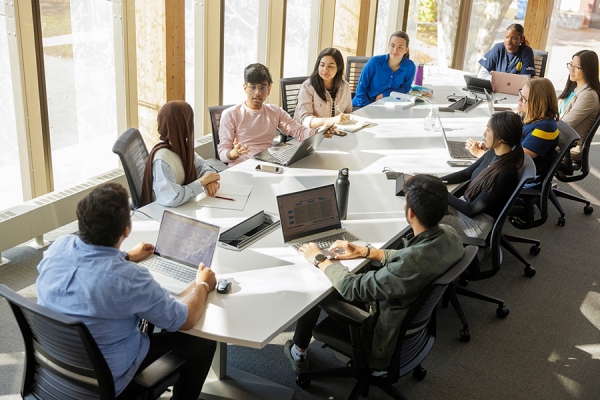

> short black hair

[
  {"left": 76, "top": 183, "right": 131, "bottom": 247},
  {"left": 244, "top": 63, "right": 273, "bottom": 85},
  {"left": 404, "top": 174, "right": 448, "bottom": 229}
]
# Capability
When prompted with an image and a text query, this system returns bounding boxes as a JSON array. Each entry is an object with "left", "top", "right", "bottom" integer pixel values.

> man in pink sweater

[{"left": 218, "top": 63, "right": 334, "bottom": 166}]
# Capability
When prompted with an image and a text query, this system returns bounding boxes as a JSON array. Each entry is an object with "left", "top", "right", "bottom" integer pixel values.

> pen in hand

[{"left": 215, "top": 196, "right": 235, "bottom": 201}]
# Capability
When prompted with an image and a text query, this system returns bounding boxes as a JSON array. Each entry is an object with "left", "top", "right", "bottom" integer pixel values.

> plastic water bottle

[
  {"left": 424, "top": 107, "right": 436, "bottom": 131},
  {"left": 414, "top": 63, "right": 424, "bottom": 86},
  {"left": 335, "top": 168, "right": 350, "bottom": 220}
]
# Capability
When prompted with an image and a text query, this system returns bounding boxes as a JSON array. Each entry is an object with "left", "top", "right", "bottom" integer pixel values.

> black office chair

[
  {"left": 295, "top": 246, "right": 478, "bottom": 400},
  {"left": 510, "top": 120, "right": 580, "bottom": 229},
  {"left": 345, "top": 56, "right": 370, "bottom": 98},
  {"left": 112, "top": 128, "right": 149, "bottom": 208},
  {"left": 0, "top": 284, "right": 186, "bottom": 400},
  {"left": 279, "top": 76, "right": 308, "bottom": 118},
  {"left": 552, "top": 113, "right": 600, "bottom": 219},
  {"left": 532, "top": 50, "right": 548, "bottom": 78},
  {"left": 206, "top": 104, "right": 234, "bottom": 171}
]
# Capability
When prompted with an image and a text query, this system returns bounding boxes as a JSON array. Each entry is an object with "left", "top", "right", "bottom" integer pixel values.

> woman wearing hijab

[{"left": 141, "top": 101, "right": 220, "bottom": 207}]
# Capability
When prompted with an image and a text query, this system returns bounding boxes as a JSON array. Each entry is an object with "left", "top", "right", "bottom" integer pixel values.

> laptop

[
  {"left": 276, "top": 184, "right": 367, "bottom": 254},
  {"left": 491, "top": 71, "right": 530, "bottom": 95},
  {"left": 439, "top": 118, "right": 476, "bottom": 159},
  {"left": 254, "top": 129, "right": 326, "bottom": 166},
  {"left": 138, "top": 210, "right": 220, "bottom": 295},
  {"left": 463, "top": 75, "right": 494, "bottom": 94},
  {"left": 484, "top": 88, "right": 514, "bottom": 115}
]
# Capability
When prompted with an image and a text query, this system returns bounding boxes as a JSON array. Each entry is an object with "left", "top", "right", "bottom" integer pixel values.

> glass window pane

[
  {"left": 0, "top": 15, "right": 23, "bottom": 210},
  {"left": 332, "top": 0, "right": 360, "bottom": 57},
  {"left": 223, "top": 0, "right": 259, "bottom": 105},
  {"left": 373, "top": 0, "right": 390, "bottom": 56},
  {"left": 41, "top": 0, "right": 118, "bottom": 191},
  {"left": 406, "top": 0, "right": 441, "bottom": 65},
  {"left": 283, "top": 0, "right": 311, "bottom": 78}
]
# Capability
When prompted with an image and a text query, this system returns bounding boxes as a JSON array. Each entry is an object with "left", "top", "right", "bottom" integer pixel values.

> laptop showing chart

[
  {"left": 276, "top": 185, "right": 367, "bottom": 254},
  {"left": 439, "top": 118, "right": 477, "bottom": 159},
  {"left": 138, "top": 210, "right": 220, "bottom": 295}
]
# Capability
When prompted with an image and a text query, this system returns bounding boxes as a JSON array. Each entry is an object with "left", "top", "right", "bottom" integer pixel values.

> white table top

[{"left": 121, "top": 67, "right": 504, "bottom": 349}]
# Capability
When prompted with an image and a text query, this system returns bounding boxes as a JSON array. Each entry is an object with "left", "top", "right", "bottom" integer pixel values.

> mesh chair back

[
  {"left": 388, "top": 246, "right": 478, "bottom": 380},
  {"left": 532, "top": 50, "right": 548, "bottom": 78},
  {"left": 557, "top": 112, "right": 600, "bottom": 182},
  {"left": 112, "top": 128, "right": 148, "bottom": 208},
  {"left": 207, "top": 105, "right": 234, "bottom": 161},
  {"left": 0, "top": 284, "right": 115, "bottom": 399},
  {"left": 345, "top": 56, "right": 370, "bottom": 97},
  {"left": 279, "top": 76, "right": 308, "bottom": 118}
]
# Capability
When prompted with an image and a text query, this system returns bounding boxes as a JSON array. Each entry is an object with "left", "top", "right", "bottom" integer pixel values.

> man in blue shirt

[
  {"left": 36, "top": 183, "right": 217, "bottom": 399},
  {"left": 352, "top": 31, "right": 416, "bottom": 108}
]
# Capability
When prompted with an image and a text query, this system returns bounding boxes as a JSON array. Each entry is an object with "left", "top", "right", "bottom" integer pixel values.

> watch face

[{"left": 314, "top": 253, "right": 326, "bottom": 266}]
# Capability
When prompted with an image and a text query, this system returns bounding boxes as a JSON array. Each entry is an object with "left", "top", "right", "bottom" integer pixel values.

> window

[
  {"left": 373, "top": 0, "right": 390, "bottom": 56},
  {"left": 283, "top": 0, "right": 311, "bottom": 78},
  {"left": 185, "top": 0, "right": 195, "bottom": 110}
]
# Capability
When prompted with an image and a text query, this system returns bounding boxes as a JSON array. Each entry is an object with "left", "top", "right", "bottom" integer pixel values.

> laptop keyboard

[
  {"left": 264, "top": 146, "right": 298, "bottom": 164},
  {"left": 291, "top": 231, "right": 361, "bottom": 250},
  {"left": 141, "top": 256, "right": 196, "bottom": 284},
  {"left": 448, "top": 140, "right": 473, "bottom": 159}
]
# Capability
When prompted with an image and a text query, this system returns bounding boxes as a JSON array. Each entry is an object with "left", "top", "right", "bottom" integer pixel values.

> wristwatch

[{"left": 313, "top": 253, "right": 327, "bottom": 267}]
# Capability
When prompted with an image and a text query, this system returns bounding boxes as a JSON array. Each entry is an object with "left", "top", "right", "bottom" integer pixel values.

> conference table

[{"left": 121, "top": 66, "right": 520, "bottom": 399}]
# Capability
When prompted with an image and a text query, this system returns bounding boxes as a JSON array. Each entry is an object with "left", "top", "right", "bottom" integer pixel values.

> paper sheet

[{"left": 196, "top": 183, "right": 253, "bottom": 211}]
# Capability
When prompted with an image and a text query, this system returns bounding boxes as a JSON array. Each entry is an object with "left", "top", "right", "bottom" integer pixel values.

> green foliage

[{"left": 418, "top": 0, "right": 438, "bottom": 23}]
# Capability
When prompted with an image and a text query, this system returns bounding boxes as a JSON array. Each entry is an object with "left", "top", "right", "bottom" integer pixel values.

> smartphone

[
  {"left": 255, "top": 164, "right": 283, "bottom": 174},
  {"left": 447, "top": 160, "right": 473, "bottom": 167}
]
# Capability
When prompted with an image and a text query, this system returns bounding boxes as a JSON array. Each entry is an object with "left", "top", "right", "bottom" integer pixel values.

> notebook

[
  {"left": 491, "top": 71, "right": 530, "bottom": 95},
  {"left": 138, "top": 210, "right": 220, "bottom": 295},
  {"left": 439, "top": 118, "right": 476, "bottom": 159},
  {"left": 253, "top": 130, "right": 325, "bottom": 166},
  {"left": 484, "top": 88, "right": 514, "bottom": 115},
  {"left": 276, "top": 184, "right": 367, "bottom": 255},
  {"left": 462, "top": 75, "right": 494, "bottom": 94}
]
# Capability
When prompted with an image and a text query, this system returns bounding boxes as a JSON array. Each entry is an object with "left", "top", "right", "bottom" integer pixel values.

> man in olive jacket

[{"left": 286, "top": 174, "right": 464, "bottom": 372}]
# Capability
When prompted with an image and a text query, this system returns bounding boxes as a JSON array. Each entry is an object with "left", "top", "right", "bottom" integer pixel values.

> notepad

[{"left": 197, "top": 183, "right": 253, "bottom": 211}]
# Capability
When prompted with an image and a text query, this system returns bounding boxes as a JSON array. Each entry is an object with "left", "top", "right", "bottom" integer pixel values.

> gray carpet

[{"left": 2, "top": 147, "right": 600, "bottom": 399}]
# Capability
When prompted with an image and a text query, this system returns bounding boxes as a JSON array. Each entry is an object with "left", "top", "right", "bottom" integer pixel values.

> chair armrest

[
  {"left": 133, "top": 351, "right": 187, "bottom": 388},
  {"left": 460, "top": 236, "right": 485, "bottom": 247},
  {"left": 518, "top": 188, "right": 540, "bottom": 198},
  {"left": 318, "top": 297, "right": 370, "bottom": 326}
]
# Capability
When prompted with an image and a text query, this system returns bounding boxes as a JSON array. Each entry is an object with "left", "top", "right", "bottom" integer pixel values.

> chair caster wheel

[
  {"left": 496, "top": 306, "right": 509, "bottom": 318},
  {"left": 296, "top": 375, "right": 311, "bottom": 389},
  {"left": 584, "top": 205, "right": 593, "bottom": 214},
  {"left": 557, "top": 217, "right": 566, "bottom": 226},
  {"left": 529, "top": 245, "right": 540, "bottom": 256},
  {"left": 413, "top": 366, "right": 427, "bottom": 381},
  {"left": 524, "top": 265, "right": 536, "bottom": 277},
  {"left": 459, "top": 329, "right": 471, "bottom": 342}
]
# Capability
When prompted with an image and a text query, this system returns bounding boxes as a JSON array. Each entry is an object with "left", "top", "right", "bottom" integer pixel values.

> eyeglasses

[
  {"left": 566, "top": 62, "right": 582, "bottom": 71},
  {"left": 518, "top": 89, "right": 528, "bottom": 103},
  {"left": 246, "top": 84, "right": 269, "bottom": 92}
]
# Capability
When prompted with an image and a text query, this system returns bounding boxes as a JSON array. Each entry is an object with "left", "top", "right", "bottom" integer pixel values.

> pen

[{"left": 215, "top": 196, "right": 235, "bottom": 201}]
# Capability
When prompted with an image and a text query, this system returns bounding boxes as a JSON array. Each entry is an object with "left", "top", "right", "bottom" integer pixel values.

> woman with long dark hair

[
  {"left": 558, "top": 50, "right": 600, "bottom": 162},
  {"left": 295, "top": 47, "right": 352, "bottom": 129},
  {"left": 441, "top": 112, "right": 525, "bottom": 238}
]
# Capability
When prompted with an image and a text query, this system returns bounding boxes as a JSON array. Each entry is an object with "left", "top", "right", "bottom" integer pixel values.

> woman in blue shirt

[
  {"left": 478, "top": 24, "right": 536, "bottom": 79},
  {"left": 352, "top": 31, "right": 416, "bottom": 108}
]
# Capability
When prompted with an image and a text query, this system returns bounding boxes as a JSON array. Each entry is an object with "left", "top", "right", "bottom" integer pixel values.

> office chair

[
  {"left": 532, "top": 50, "right": 548, "bottom": 78},
  {"left": 510, "top": 121, "right": 580, "bottom": 230},
  {"left": 295, "top": 247, "right": 478, "bottom": 400},
  {"left": 206, "top": 104, "right": 234, "bottom": 171},
  {"left": 345, "top": 56, "right": 370, "bottom": 98},
  {"left": 112, "top": 128, "right": 149, "bottom": 208},
  {"left": 279, "top": 76, "right": 308, "bottom": 118},
  {"left": 0, "top": 284, "right": 186, "bottom": 400},
  {"left": 552, "top": 113, "right": 600, "bottom": 220}
]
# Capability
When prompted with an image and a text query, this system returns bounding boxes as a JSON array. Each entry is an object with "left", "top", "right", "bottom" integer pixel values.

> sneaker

[{"left": 284, "top": 340, "right": 309, "bottom": 373}]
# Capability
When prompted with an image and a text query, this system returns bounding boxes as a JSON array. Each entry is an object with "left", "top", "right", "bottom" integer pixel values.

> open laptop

[
  {"left": 276, "top": 184, "right": 367, "bottom": 254},
  {"left": 491, "top": 71, "right": 529, "bottom": 95},
  {"left": 439, "top": 118, "right": 476, "bottom": 159},
  {"left": 254, "top": 130, "right": 325, "bottom": 166},
  {"left": 484, "top": 88, "right": 514, "bottom": 115},
  {"left": 138, "top": 210, "right": 220, "bottom": 295},
  {"left": 463, "top": 75, "right": 494, "bottom": 94}
]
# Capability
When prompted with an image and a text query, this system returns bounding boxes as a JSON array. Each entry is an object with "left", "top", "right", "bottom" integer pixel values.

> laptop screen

[
  {"left": 155, "top": 210, "right": 220, "bottom": 268},
  {"left": 277, "top": 185, "right": 342, "bottom": 242}
]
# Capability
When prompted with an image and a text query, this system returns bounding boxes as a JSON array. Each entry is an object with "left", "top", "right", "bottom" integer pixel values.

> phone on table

[
  {"left": 255, "top": 164, "right": 283, "bottom": 174},
  {"left": 447, "top": 160, "right": 473, "bottom": 167}
]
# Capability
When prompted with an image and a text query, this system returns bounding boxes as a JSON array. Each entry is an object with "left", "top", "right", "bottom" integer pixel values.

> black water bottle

[{"left": 335, "top": 168, "right": 350, "bottom": 220}]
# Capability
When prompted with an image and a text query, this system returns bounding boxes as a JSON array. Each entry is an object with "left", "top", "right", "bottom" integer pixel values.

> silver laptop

[
  {"left": 463, "top": 75, "right": 494, "bottom": 94},
  {"left": 491, "top": 71, "right": 529, "bottom": 96},
  {"left": 254, "top": 130, "right": 326, "bottom": 166},
  {"left": 484, "top": 88, "right": 514, "bottom": 115},
  {"left": 439, "top": 118, "right": 477, "bottom": 159},
  {"left": 139, "top": 210, "right": 220, "bottom": 295},
  {"left": 276, "top": 185, "right": 367, "bottom": 255}
]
